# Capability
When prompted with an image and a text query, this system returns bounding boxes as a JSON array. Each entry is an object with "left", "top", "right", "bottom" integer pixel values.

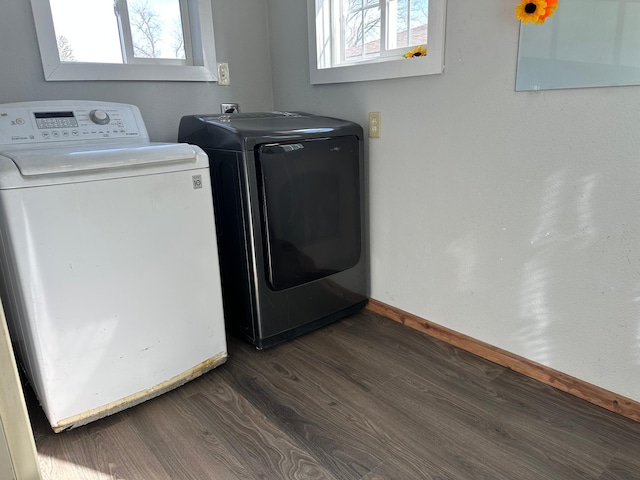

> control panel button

[{"left": 89, "top": 109, "right": 110, "bottom": 125}]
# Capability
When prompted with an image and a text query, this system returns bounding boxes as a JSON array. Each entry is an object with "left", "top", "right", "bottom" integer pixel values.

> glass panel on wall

[{"left": 516, "top": 0, "right": 640, "bottom": 91}]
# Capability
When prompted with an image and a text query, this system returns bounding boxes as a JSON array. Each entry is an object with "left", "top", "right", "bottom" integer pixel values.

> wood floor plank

[
  {"left": 124, "top": 386, "right": 256, "bottom": 480},
  {"left": 360, "top": 462, "right": 447, "bottom": 480},
  {"left": 217, "top": 354, "right": 384, "bottom": 479},
  {"left": 329, "top": 314, "right": 625, "bottom": 479},
  {"left": 344, "top": 314, "right": 623, "bottom": 478},
  {"left": 297, "top": 340, "right": 574, "bottom": 480},
  {"left": 27, "top": 311, "right": 640, "bottom": 480},
  {"left": 180, "top": 375, "right": 342, "bottom": 480},
  {"left": 380, "top": 372, "right": 612, "bottom": 479},
  {"left": 345, "top": 310, "right": 507, "bottom": 384},
  {"left": 227, "top": 338, "right": 506, "bottom": 479},
  {"left": 37, "top": 413, "right": 173, "bottom": 480},
  {"left": 489, "top": 368, "right": 640, "bottom": 450},
  {"left": 288, "top": 323, "right": 396, "bottom": 392},
  {"left": 598, "top": 444, "right": 640, "bottom": 480},
  {"left": 288, "top": 332, "right": 551, "bottom": 480}
]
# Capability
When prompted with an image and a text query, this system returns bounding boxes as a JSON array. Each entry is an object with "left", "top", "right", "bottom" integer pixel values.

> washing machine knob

[{"left": 89, "top": 109, "right": 110, "bottom": 125}]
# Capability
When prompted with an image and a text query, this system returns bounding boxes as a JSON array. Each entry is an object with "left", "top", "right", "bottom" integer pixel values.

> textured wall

[
  {"left": 268, "top": 0, "right": 640, "bottom": 402},
  {"left": 0, "top": 0, "right": 274, "bottom": 141},
  {"left": 3, "top": 0, "right": 640, "bottom": 404}
]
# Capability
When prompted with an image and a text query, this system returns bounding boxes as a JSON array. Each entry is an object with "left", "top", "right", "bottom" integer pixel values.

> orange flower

[
  {"left": 537, "top": 0, "right": 558, "bottom": 22},
  {"left": 515, "top": 0, "right": 548, "bottom": 24}
]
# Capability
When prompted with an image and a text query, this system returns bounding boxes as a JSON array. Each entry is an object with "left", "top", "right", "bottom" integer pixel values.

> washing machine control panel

[{"left": 0, "top": 102, "right": 147, "bottom": 146}]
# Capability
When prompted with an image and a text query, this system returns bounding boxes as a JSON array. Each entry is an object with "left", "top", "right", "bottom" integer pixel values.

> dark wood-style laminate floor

[{"left": 27, "top": 310, "right": 640, "bottom": 480}]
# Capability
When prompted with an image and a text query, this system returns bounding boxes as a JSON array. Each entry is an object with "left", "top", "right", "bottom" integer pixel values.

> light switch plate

[
  {"left": 369, "top": 112, "right": 381, "bottom": 138},
  {"left": 217, "top": 63, "right": 230, "bottom": 86}
]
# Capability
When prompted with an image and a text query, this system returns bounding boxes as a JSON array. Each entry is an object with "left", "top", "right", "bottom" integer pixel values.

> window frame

[
  {"left": 308, "top": 0, "right": 447, "bottom": 84},
  {"left": 30, "top": 0, "right": 218, "bottom": 82}
]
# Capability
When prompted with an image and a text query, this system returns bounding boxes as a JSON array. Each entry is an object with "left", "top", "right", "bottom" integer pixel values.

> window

[
  {"left": 30, "top": 0, "right": 217, "bottom": 81},
  {"left": 308, "top": 0, "right": 446, "bottom": 84}
]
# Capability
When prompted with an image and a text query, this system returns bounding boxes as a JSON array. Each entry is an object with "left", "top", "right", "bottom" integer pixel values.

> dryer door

[{"left": 256, "top": 136, "right": 361, "bottom": 291}]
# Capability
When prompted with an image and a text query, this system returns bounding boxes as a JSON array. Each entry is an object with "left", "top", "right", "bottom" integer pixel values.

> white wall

[
  {"left": 268, "top": 0, "right": 640, "bottom": 403},
  {"left": 0, "top": 1, "right": 274, "bottom": 141},
  {"left": 3, "top": 0, "right": 640, "bottom": 405}
]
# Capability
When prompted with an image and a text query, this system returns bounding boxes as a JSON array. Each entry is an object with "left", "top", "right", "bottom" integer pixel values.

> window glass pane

[
  {"left": 49, "top": 0, "right": 123, "bottom": 63},
  {"left": 409, "top": 0, "right": 428, "bottom": 44},
  {"left": 343, "top": 0, "right": 381, "bottom": 62},
  {"left": 391, "top": 0, "right": 428, "bottom": 49},
  {"left": 345, "top": 9, "right": 364, "bottom": 60},
  {"left": 346, "top": 0, "right": 363, "bottom": 11},
  {"left": 363, "top": 6, "right": 381, "bottom": 56},
  {"left": 127, "top": 0, "right": 186, "bottom": 59}
]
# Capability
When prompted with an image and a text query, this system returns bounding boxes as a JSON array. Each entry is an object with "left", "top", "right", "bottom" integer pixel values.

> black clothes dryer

[{"left": 179, "top": 112, "right": 368, "bottom": 348}]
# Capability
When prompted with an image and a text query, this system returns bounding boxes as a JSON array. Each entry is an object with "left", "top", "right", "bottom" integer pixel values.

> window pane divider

[
  {"left": 179, "top": 0, "right": 193, "bottom": 61},
  {"left": 114, "top": 0, "right": 135, "bottom": 63}
]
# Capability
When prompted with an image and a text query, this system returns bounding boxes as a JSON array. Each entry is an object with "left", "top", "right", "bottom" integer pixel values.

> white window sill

[
  {"left": 310, "top": 54, "right": 444, "bottom": 85},
  {"left": 37, "top": 62, "right": 217, "bottom": 82}
]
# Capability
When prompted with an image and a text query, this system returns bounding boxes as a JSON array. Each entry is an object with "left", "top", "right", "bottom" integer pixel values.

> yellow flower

[
  {"left": 403, "top": 45, "right": 427, "bottom": 59},
  {"left": 515, "top": 0, "right": 548, "bottom": 24}
]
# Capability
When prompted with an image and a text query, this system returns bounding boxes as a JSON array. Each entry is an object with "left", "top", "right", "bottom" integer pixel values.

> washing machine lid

[
  {"left": 0, "top": 143, "right": 206, "bottom": 189},
  {"left": 6, "top": 143, "right": 198, "bottom": 176}
]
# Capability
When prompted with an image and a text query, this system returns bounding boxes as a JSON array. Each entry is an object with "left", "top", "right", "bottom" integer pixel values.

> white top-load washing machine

[{"left": 0, "top": 100, "right": 227, "bottom": 432}]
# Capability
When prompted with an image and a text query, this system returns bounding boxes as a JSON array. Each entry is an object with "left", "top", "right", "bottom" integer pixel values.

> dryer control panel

[{"left": 0, "top": 101, "right": 148, "bottom": 146}]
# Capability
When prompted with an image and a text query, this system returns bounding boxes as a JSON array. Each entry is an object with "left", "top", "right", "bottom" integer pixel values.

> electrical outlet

[
  {"left": 217, "top": 63, "right": 230, "bottom": 86},
  {"left": 369, "top": 112, "right": 381, "bottom": 138},
  {"left": 221, "top": 103, "right": 240, "bottom": 113}
]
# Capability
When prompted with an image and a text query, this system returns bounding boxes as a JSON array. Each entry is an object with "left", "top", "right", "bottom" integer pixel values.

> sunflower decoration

[
  {"left": 538, "top": 0, "right": 558, "bottom": 22},
  {"left": 404, "top": 45, "right": 427, "bottom": 59},
  {"left": 515, "top": 0, "right": 558, "bottom": 24}
]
